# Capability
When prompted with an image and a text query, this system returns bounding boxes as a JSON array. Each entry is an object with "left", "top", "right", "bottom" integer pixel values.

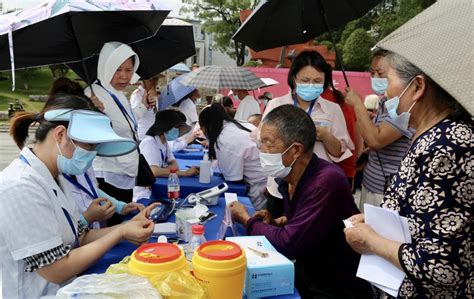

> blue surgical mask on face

[
  {"left": 165, "top": 127, "right": 180, "bottom": 141},
  {"left": 57, "top": 140, "right": 97, "bottom": 175},
  {"left": 371, "top": 77, "right": 388, "bottom": 95},
  {"left": 385, "top": 78, "right": 417, "bottom": 137},
  {"left": 295, "top": 83, "right": 324, "bottom": 101}
]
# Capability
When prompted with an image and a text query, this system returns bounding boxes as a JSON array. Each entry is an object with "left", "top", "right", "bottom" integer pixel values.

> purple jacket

[{"left": 247, "top": 155, "right": 365, "bottom": 293}]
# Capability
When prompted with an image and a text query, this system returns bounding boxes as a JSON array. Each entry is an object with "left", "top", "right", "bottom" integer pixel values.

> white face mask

[
  {"left": 259, "top": 143, "right": 297, "bottom": 178},
  {"left": 195, "top": 97, "right": 202, "bottom": 104}
]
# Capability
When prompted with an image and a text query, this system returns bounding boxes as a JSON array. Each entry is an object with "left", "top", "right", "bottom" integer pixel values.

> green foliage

[
  {"left": 243, "top": 60, "right": 262, "bottom": 67},
  {"left": 180, "top": 0, "right": 255, "bottom": 66},
  {"left": 49, "top": 64, "right": 69, "bottom": 80},
  {"left": 343, "top": 29, "right": 374, "bottom": 71}
]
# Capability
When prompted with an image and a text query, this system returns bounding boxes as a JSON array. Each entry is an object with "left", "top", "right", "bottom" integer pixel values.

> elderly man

[{"left": 230, "top": 105, "right": 372, "bottom": 298}]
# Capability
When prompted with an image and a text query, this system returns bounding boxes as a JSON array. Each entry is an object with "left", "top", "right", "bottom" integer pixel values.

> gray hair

[
  {"left": 262, "top": 105, "right": 316, "bottom": 152},
  {"left": 384, "top": 50, "right": 470, "bottom": 121}
]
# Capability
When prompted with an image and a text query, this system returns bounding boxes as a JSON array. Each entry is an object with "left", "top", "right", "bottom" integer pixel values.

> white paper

[
  {"left": 225, "top": 192, "right": 238, "bottom": 206},
  {"left": 356, "top": 204, "right": 411, "bottom": 294},
  {"left": 343, "top": 219, "right": 353, "bottom": 228},
  {"left": 153, "top": 222, "right": 176, "bottom": 235}
]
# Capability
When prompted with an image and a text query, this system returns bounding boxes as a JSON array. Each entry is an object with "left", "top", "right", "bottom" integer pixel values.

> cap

[
  {"left": 44, "top": 109, "right": 137, "bottom": 157},
  {"left": 192, "top": 224, "right": 204, "bottom": 235}
]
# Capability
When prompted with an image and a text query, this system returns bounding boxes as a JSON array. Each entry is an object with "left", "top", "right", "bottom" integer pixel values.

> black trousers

[{"left": 97, "top": 178, "right": 133, "bottom": 226}]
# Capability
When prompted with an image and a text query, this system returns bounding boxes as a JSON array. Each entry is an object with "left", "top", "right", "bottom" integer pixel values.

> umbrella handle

[{"left": 318, "top": 0, "right": 350, "bottom": 88}]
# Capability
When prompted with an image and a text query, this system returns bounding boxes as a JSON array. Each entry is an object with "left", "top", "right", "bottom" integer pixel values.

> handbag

[{"left": 98, "top": 83, "right": 155, "bottom": 187}]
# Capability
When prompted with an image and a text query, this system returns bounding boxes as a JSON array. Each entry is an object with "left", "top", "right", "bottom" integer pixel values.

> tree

[
  {"left": 49, "top": 64, "right": 69, "bottom": 80},
  {"left": 16, "top": 68, "right": 39, "bottom": 90},
  {"left": 343, "top": 29, "right": 374, "bottom": 71},
  {"left": 181, "top": 0, "right": 256, "bottom": 66}
]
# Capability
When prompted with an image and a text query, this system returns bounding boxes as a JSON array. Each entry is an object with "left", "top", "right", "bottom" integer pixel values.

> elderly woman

[
  {"left": 345, "top": 49, "right": 413, "bottom": 211},
  {"left": 85, "top": 42, "right": 156, "bottom": 226},
  {"left": 231, "top": 105, "right": 372, "bottom": 298},
  {"left": 344, "top": 49, "right": 472, "bottom": 297}
]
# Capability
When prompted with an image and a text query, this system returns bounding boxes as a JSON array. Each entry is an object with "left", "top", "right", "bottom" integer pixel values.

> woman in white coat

[
  {"left": 199, "top": 104, "right": 267, "bottom": 210},
  {"left": 85, "top": 41, "right": 156, "bottom": 225},
  {"left": 0, "top": 94, "right": 156, "bottom": 298}
]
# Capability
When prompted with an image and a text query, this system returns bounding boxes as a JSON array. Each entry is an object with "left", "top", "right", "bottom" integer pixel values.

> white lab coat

[
  {"left": 215, "top": 121, "right": 267, "bottom": 210},
  {"left": 85, "top": 42, "right": 140, "bottom": 190},
  {"left": 133, "top": 136, "right": 176, "bottom": 201},
  {"left": 178, "top": 98, "right": 198, "bottom": 126},
  {"left": 234, "top": 95, "right": 261, "bottom": 121},
  {"left": 0, "top": 148, "right": 80, "bottom": 298}
]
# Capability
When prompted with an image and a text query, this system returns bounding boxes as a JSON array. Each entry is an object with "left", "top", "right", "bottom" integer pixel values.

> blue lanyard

[
  {"left": 19, "top": 154, "right": 80, "bottom": 248},
  {"left": 96, "top": 81, "right": 138, "bottom": 131},
  {"left": 63, "top": 173, "right": 98, "bottom": 199},
  {"left": 155, "top": 137, "right": 167, "bottom": 167},
  {"left": 293, "top": 94, "right": 316, "bottom": 116}
]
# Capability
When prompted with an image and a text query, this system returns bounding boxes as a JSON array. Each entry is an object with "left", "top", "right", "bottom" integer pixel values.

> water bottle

[
  {"left": 186, "top": 224, "right": 206, "bottom": 261},
  {"left": 199, "top": 151, "right": 211, "bottom": 184},
  {"left": 167, "top": 169, "right": 180, "bottom": 200}
]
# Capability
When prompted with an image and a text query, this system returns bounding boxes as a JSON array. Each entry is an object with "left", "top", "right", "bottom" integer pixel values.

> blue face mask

[
  {"left": 295, "top": 83, "right": 324, "bottom": 101},
  {"left": 371, "top": 77, "right": 388, "bottom": 95},
  {"left": 385, "top": 79, "right": 417, "bottom": 138},
  {"left": 165, "top": 127, "right": 180, "bottom": 141},
  {"left": 57, "top": 140, "right": 97, "bottom": 175}
]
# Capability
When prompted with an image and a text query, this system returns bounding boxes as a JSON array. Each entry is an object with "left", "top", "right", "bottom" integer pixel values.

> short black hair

[{"left": 262, "top": 105, "right": 316, "bottom": 153}]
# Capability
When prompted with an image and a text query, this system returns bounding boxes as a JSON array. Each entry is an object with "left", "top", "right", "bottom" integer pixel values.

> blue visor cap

[{"left": 44, "top": 109, "right": 137, "bottom": 157}]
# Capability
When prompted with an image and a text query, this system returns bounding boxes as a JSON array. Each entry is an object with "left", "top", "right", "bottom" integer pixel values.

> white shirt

[
  {"left": 215, "top": 121, "right": 267, "bottom": 210},
  {"left": 261, "top": 92, "right": 354, "bottom": 198},
  {"left": 234, "top": 95, "right": 261, "bottom": 121},
  {"left": 84, "top": 42, "right": 140, "bottom": 190},
  {"left": 178, "top": 98, "right": 198, "bottom": 126},
  {"left": 130, "top": 85, "right": 156, "bottom": 141},
  {"left": 133, "top": 136, "right": 175, "bottom": 200},
  {"left": 0, "top": 148, "right": 80, "bottom": 298}
]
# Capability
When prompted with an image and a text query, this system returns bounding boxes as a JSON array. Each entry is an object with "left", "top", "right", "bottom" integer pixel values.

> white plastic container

[{"left": 199, "top": 152, "right": 211, "bottom": 184}]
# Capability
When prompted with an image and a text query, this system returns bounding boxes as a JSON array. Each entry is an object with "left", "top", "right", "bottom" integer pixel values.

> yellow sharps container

[{"left": 192, "top": 240, "right": 246, "bottom": 299}]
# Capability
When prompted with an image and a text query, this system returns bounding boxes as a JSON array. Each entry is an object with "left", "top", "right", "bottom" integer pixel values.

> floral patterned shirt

[{"left": 382, "top": 118, "right": 473, "bottom": 298}]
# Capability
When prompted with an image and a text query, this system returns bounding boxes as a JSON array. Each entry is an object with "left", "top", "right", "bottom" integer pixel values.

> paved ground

[{"left": 0, "top": 132, "right": 20, "bottom": 171}]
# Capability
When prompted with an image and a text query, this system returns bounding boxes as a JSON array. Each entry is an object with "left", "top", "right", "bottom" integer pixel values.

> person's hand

[
  {"left": 253, "top": 210, "right": 275, "bottom": 225},
  {"left": 348, "top": 213, "right": 365, "bottom": 225},
  {"left": 316, "top": 126, "right": 331, "bottom": 142},
  {"left": 143, "top": 90, "right": 157, "bottom": 109},
  {"left": 120, "top": 202, "right": 145, "bottom": 215},
  {"left": 274, "top": 216, "right": 288, "bottom": 227},
  {"left": 89, "top": 94, "right": 105, "bottom": 112},
  {"left": 184, "top": 166, "right": 199, "bottom": 177},
  {"left": 229, "top": 202, "right": 250, "bottom": 225},
  {"left": 83, "top": 198, "right": 115, "bottom": 223},
  {"left": 200, "top": 140, "right": 209, "bottom": 148},
  {"left": 131, "top": 202, "right": 160, "bottom": 222},
  {"left": 344, "top": 223, "right": 378, "bottom": 254},
  {"left": 344, "top": 87, "right": 362, "bottom": 108},
  {"left": 185, "top": 130, "right": 198, "bottom": 144},
  {"left": 120, "top": 218, "right": 154, "bottom": 245}
]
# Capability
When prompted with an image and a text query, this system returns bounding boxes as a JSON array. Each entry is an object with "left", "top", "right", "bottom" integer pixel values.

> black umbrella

[
  {"left": 68, "top": 20, "right": 196, "bottom": 81},
  {"left": 232, "top": 0, "right": 381, "bottom": 86},
  {"left": 0, "top": 0, "right": 169, "bottom": 88}
]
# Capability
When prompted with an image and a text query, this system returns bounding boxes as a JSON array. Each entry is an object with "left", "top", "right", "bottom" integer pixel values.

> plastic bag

[
  {"left": 56, "top": 273, "right": 161, "bottom": 298},
  {"left": 148, "top": 270, "right": 208, "bottom": 299},
  {"left": 106, "top": 256, "right": 208, "bottom": 299}
]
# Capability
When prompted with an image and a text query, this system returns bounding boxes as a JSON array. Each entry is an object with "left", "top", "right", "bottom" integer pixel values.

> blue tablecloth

[
  {"left": 83, "top": 196, "right": 300, "bottom": 298},
  {"left": 84, "top": 196, "right": 253, "bottom": 275},
  {"left": 173, "top": 144, "right": 204, "bottom": 160},
  {"left": 151, "top": 174, "right": 247, "bottom": 200}
]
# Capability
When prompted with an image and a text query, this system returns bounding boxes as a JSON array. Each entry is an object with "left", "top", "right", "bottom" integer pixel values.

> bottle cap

[{"left": 192, "top": 224, "right": 205, "bottom": 235}]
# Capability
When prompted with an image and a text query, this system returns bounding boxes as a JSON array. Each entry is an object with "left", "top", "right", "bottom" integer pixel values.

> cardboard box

[
  {"left": 227, "top": 236, "right": 294, "bottom": 298},
  {"left": 175, "top": 210, "right": 200, "bottom": 242}
]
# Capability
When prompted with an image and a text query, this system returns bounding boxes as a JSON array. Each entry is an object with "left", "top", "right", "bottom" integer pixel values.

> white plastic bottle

[
  {"left": 186, "top": 224, "right": 206, "bottom": 261},
  {"left": 167, "top": 168, "right": 180, "bottom": 200},
  {"left": 199, "top": 151, "right": 211, "bottom": 184}
]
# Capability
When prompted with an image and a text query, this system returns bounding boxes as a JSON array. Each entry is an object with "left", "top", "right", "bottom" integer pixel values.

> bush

[{"left": 342, "top": 28, "right": 374, "bottom": 71}]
